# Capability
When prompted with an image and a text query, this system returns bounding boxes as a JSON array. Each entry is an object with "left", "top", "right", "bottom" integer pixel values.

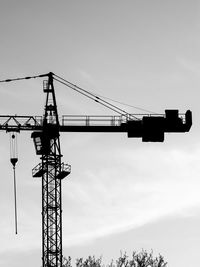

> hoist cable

[
  {"left": 9, "top": 132, "right": 18, "bottom": 235},
  {"left": 0, "top": 72, "right": 156, "bottom": 116},
  {"left": 13, "top": 166, "right": 18, "bottom": 235},
  {"left": 0, "top": 73, "right": 49, "bottom": 83},
  {"left": 88, "top": 94, "right": 158, "bottom": 114},
  {"left": 54, "top": 74, "right": 157, "bottom": 115},
  {"left": 53, "top": 77, "right": 126, "bottom": 116},
  {"left": 53, "top": 74, "right": 138, "bottom": 119},
  {"left": 53, "top": 75, "right": 128, "bottom": 115},
  {"left": 53, "top": 74, "right": 133, "bottom": 116}
]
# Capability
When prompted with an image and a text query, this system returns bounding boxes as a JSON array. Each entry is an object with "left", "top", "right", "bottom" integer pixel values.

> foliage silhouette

[{"left": 63, "top": 250, "right": 167, "bottom": 267}]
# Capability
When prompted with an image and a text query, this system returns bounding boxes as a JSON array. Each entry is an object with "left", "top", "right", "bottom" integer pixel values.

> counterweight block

[
  {"left": 127, "top": 109, "right": 192, "bottom": 142},
  {"left": 142, "top": 116, "right": 164, "bottom": 142}
]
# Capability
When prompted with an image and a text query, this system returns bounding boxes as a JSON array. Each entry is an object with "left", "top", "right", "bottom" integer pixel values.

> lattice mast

[{"left": 31, "top": 72, "right": 70, "bottom": 267}]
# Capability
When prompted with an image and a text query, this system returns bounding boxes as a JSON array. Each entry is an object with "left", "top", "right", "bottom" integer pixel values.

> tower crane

[{"left": 0, "top": 72, "right": 192, "bottom": 267}]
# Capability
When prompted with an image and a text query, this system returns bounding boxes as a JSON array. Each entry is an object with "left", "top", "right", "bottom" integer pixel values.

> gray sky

[{"left": 0, "top": 1, "right": 200, "bottom": 267}]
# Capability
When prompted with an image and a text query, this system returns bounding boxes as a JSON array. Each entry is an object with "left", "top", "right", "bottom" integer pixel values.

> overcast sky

[{"left": 0, "top": 1, "right": 200, "bottom": 267}]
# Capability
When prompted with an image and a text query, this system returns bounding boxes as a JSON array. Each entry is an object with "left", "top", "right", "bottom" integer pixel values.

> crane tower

[{"left": 0, "top": 72, "right": 192, "bottom": 267}]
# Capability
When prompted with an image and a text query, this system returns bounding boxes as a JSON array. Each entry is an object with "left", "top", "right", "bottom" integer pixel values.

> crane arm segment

[
  {"left": 0, "top": 115, "right": 43, "bottom": 131},
  {"left": 0, "top": 110, "right": 192, "bottom": 142}
]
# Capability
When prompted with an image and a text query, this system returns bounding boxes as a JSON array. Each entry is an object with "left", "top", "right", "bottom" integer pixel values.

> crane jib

[{"left": 0, "top": 110, "right": 192, "bottom": 142}]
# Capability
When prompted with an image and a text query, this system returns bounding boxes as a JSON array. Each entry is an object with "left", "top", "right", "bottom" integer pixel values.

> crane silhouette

[{"left": 0, "top": 72, "right": 192, "bottom": 267}]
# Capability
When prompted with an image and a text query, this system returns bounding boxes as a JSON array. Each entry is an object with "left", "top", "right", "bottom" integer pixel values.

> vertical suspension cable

[
  {"left": 9, "top": 132, "right": 18, "bottom": 235},
  {"left": 13, "top": 164, "right": 17, "bottom": 235}
]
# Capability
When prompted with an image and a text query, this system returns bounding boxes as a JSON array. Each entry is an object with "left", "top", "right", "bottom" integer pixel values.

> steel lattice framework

[
  {"left": 32, "top": 73, "right": 70, "bottom": 267},
  {"left": 42, "top": 153, "right": 63, "bottom": 266}
]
